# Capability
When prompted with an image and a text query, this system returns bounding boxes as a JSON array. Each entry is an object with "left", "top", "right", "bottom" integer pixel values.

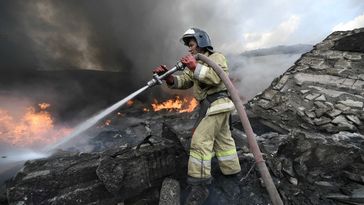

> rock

[
  {"left": 273, "top": 75, "right": 289, "bottom": 90},
  {"left": 257, "top": 99, "right": 271, "bottom": 109},
  {"left": 315, "top": 40, "right": 334, "bottom": 50},
  {"left": 333, "top": 31, "right": 364, "bottom": 53},
  {"left": 343, "top": 171, "right": 364, "bottom": 184},
  {"left": 359, "top": 74, "right": 364, "bottom": 81},
  {"left": 334, "top": 59, "right": 351, "bottom": 69},
  {"left": 338, "top": 99, "right": 363, "bottom": 109},
  {"left": 335, "top": 103, "right": 351, "bottom": 112},
  {"left": 315, "top": 94, "right": 326, "bottom": 101},
  {"left": 96, "top": 141, "right": 176, "bottom": 199},
  {"left": 159, "top": 178, "right": 180, "bottom": 205},
  {"left": 313, "top": 117, "right": 331, "bottom": 126},
  {"left": 6, "top": 152, "right": 112, "bottom": 205},
  {"left": 296, "top": 106, "right": 306, "bottom": 117},
  {"left": 314, "top": 101, "right": 331, "bottom": 117},
  {"left": 314, "top": 181, "right": 335, "bottom": 188},
  {"left": 304, "top": 93, "right": 320, "bottom": 100},
  {"left": 261, "top": 90, "right": 278, "bottom": 100},
  {"left": 332, "top": 115, "right": 356, "bottom": 130},
  {"left": 327, "top": 109, "right": 342, "bottom": 118},
  {"left": 346, "top": 115, "right": 362, "bottom": 125},
  {"left": 247, "top": 28, "right": 364, "bottom": 134},
  {"left": 289, "top": 177, "right": 298, "bottom": 186},
  {"left": 6, "top": 137, "right": 178, "bottom": 205},
  {"left": 304, "top": 111, "right": 316, "bottom": 119},
  {"left": 319, "top": 123, "right": 336, "bottom": 133},
  {"left": 344, "top": 53, "right": 363, "bottom": 61},
  {"left": 325, "top": 193, "right": 364, "bottom": 204}
]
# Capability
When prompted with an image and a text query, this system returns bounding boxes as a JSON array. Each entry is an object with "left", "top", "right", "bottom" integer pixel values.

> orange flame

[
  {"left": 104, "top": 119, "right": 112, "bottom": 126},
  {"left": 151, "top": 96, "right": 198, "bottom": 113},
  {"left": 127, "top": 100, "right": 134, "bottom": 106},
  {"left": 0, "top": 103, "right": 71, "bottom": 148},
  {"left": 38, "top": 103, "right": 50, "bottom": 110}
]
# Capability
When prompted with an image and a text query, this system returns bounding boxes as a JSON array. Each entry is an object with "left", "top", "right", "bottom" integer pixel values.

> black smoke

[
  {"left": 0, "top": 1, "right": 192, "bottom": 76},
  {"left": 0, "top": 0, "right": 200, "bottom": 122},
  {"left": 0, "top": 1, "right": 327, "bottom": 120}
]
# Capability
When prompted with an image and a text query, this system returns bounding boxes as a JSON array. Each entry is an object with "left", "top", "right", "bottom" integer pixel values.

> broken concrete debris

[{"left": 2, "top": 28, "right": 364, "bottom": 205}]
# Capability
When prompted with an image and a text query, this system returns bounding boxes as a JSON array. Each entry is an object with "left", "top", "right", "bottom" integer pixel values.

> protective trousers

[{"left": 188, "top": 111, "right": 241, "bottom": 180}]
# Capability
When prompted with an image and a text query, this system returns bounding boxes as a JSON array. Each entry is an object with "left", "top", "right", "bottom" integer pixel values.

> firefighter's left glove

[
  {"left": 181, "top": 54, "right": 197, "bottom": 72},
  {"left": 153, "top": 65, "right": 174, "bottom": 85}
]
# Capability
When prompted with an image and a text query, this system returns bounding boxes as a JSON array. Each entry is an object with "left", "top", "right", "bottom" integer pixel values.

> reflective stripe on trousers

[{"left": 188, "top": 112, "right": 241, "bottom": 179}]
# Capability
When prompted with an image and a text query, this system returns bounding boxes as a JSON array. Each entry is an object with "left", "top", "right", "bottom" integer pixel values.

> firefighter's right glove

[
  {"left": 181, "top": 54, "right": 197, "bottom": 71},
  {"left": 153, "top": 65, "right": 174, "bottom": 85}
]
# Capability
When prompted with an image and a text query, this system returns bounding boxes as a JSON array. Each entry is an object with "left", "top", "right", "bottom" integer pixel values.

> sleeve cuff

[
  {"left": 167, "top": 75, "right": 180, "bottom": 88},
  {"left": 193, "top": 63, "right": 209, "bottom": 80}
]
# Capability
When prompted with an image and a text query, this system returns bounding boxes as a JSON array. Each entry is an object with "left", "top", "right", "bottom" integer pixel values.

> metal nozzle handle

[
  {"left": 157, "top": 62, "right": 184, "bottom": 80},
  {"left": 147, "top": 62, "right": 185, "bottom": 87}
]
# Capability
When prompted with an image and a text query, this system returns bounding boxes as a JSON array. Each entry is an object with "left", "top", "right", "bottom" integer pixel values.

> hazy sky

[
  {"left": 184, "top": 0, "right": 364, "bottom": 52},
  {"left": 0, "top": 0, "right": 363, "bottom": 72}
]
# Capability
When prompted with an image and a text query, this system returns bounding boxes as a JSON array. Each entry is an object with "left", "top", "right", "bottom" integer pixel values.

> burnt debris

[{"left": 2, "top": 28, "right": 364, "bottom": 205}]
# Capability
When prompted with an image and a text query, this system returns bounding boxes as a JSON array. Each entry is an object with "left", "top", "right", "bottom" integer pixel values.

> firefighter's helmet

[{"left": 180, "top": 28, "right": 213, "bottom": 52}]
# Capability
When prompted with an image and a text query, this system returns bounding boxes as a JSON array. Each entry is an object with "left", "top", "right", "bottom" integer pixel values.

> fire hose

[
  {"left": 194, "top": 54, "right": 283, "bottom": 205},
  {"left": 148, "top": 55, "right": 283, "bottom": 205}
]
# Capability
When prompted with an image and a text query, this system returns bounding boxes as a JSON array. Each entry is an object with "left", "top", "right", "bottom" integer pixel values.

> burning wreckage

[{"left": 1, "top": 28, "right": 364, "bottom": 205}]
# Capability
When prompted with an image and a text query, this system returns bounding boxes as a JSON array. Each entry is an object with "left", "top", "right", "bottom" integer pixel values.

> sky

[{"left": 0, "top": 0, "right": 363, "bottom": 72}]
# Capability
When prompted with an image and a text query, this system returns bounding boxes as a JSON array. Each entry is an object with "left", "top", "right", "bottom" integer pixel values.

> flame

[
  {"left": 127, "top": 100, "right": 134, "bottom": 106},
  {"left": 0, "top": 103, "right": 71, "bottom": 148},
  {"left": 104, "top": 119, "right": 112, "bottom": 126},
  {"left": 151, "top": 96, "right": 198, "bottom": 113},
  {"left": 38, "top": 103, "right": 50, "bottom": 110}
]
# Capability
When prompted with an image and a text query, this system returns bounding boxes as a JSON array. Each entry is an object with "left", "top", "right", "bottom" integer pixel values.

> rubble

[
  {"left": 5, "top": 136, "right": 177, "bottom": 205},
  {"left": 248, "top": 28, "right": 364, "bottom": 134},
  {"left": 1, "top": 28, "right": 364, "bottom": 205}
]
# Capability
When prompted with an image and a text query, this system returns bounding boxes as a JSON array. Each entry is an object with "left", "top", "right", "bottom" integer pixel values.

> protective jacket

[
  {"left": 169, "top": 52, "right": 241, "bottom": 180},
  {"left": 169, "top": 52, "right": 235, "bottom": 115}
]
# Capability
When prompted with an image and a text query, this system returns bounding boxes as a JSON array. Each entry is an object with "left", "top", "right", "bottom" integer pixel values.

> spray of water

[
  {"left": 0, "top": 148, "right": 49, "bottom": 182},
  {"left": 44, "top": 85, "right": 150, "bottom": 152},
  {"left": 0, "top": 149, "right": 48, "bottom": 164}
]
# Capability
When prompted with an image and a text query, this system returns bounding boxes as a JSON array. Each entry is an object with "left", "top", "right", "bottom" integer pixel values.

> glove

[
  {"left": 153, "top": 65, "right": 168, "bottom": 75},
  {"left": 152, "top": 65, "right": 174, "bottom": 85},
  {"left": 180, "top": 54, "right": 197, "bottom": 71}
]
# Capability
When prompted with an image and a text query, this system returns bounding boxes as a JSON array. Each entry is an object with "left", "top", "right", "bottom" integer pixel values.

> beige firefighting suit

[{"left": 169, "top": 52, "right": 241, "bottom": 180}]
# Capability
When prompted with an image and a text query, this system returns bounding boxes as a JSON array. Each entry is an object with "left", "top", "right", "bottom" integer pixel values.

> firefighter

[{"left": 153, "top": 28, "right": 241, "bottom": 204}]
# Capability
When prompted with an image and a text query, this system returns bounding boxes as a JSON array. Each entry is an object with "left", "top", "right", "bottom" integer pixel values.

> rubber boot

[
  {"left": 221, "top": 173, "right": 240, "bottom": 200},
  {"left": 184, "top": 177, "right": 212, "bottom": 205},
  {"left": 185, "top": 185, "right": 209, "bottom": 205}
]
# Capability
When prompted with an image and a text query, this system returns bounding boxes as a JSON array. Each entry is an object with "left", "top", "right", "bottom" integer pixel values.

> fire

[
  {"left": 0, "top": 103, "right": 71, "bottom": 148},
  {"left": 104, "top": 119, "right": 112, "bottom": 126},
  {"left": 127, "top": 100, "right": 134, "bottom": 106},
  {"left": 38, "top": 102, "right": 50, "bottom": 110},
  {"left": 151, "top": 96, "right": 198, "bottom": 113}
]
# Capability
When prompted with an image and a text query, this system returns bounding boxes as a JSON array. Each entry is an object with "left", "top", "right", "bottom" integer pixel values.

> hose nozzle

[{"left": 147, "top": 62, "right": 185, "bottom": 87}]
